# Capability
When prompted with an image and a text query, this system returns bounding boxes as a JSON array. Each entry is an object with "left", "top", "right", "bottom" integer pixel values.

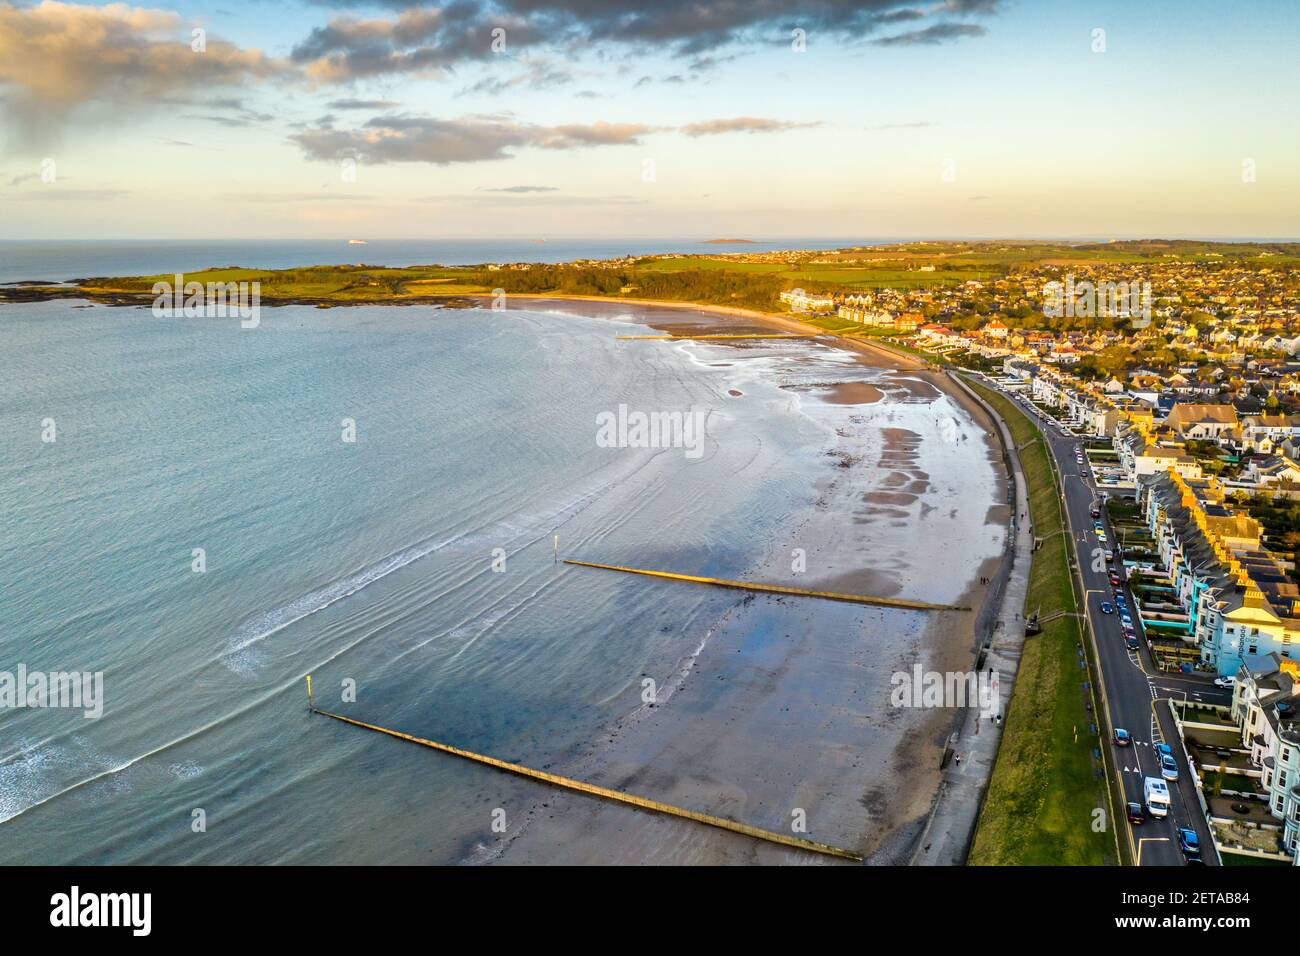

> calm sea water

[{"left": 0, "top": 238, "right": 878, "bottom": 284}]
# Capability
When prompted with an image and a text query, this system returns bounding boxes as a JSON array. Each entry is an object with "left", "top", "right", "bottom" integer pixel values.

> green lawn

[
  {"left": 1221, "top": 852, "right": 1291, "bottom": 867},
  {"left": 800, "top": 315, "right": 865, "bottom": 334},
  {"left": 965, "top": 379, "right": 1116, "bottom": 866},
  {"left": 864, "top": 336, "right": 951, "bottom": 365}
]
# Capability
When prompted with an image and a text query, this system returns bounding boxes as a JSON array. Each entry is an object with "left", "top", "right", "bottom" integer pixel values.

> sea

[{"left": 0, "top": 240, "right": 1001, "bottom": 864}]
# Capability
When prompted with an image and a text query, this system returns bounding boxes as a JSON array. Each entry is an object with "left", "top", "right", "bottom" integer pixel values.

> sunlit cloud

[
  {"left": 0, "top": 1, "right": 284, "bottom": 147},
  {"left": 681, "top": 117, "right": 820, "bottom": 137},
  {"left": 290, "top": 115, "right": 655, "bottom": 164}
]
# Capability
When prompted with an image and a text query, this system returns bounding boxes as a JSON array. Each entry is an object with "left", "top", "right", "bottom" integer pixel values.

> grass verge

[{"left": 964, "top": 378, "right": 1115, "bottom": 866}]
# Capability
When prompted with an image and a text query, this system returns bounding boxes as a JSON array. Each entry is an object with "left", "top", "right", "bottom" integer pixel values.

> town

[{"left": 784, "top": 245, "right": 1300, "bottom": 867}]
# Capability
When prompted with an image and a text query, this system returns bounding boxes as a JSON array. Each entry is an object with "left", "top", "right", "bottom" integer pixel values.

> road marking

[{"left": 1136, "top": 837, "right": 1170, "bottom": 866}]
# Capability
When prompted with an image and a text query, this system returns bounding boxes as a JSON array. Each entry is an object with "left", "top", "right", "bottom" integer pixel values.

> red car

[{"left": 1109, "top": 574, "right": 1122, "bottom": 586}]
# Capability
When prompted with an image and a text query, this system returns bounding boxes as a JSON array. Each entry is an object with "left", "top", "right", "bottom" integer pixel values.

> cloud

[
  {"left": 876, "top": 8, "right": 929, "bottom": 23},
  {"left": 461, "top": 58, "right": 575, "bottom": 96},
  {"left": 483, "top": 185, "right": 559, "bottom": 193},
  {"left": 872, "top": 22, "right": 987, "bottom": 45},
  {"left": 298, "top": 0, "right": 1002, "bottom": 69},
  {"left": 635, "top": 74, "right": 689, "bottom": 88},
  {"left": 290, "top": 115, "right": 654, "bottom": 164},
  {"left": 292, "top": 6, "right": 544, "bottom": 81},
  {"left": 0, "top": 1, "right": 284, "bottom": 146},
  {"left": 328, "top": 97, "right": 402, "bottom": 110},
  {"left": 290, "top": 110, "right": 829, "bottom": 164},
  {"left": 943, "top": 0, "right": 1002, "bottom": 13},
  {"left": 680, "top": 117, "right": 819, "bottom": 137},
  {"left": 169, "top": 95, "right": 275, "bottom": 127},
  {"left": 871, "top": 121, "right": 935, "bottom": 130}
]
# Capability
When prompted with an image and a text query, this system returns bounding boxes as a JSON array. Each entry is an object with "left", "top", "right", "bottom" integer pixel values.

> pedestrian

[{"left": 954, "top": 753, "right": 961, "bottom": 767}]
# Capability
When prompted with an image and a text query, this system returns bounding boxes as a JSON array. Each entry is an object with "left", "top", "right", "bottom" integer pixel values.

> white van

[{"left": 1144, "top": 777, "right": 1171, "bottom": 819}]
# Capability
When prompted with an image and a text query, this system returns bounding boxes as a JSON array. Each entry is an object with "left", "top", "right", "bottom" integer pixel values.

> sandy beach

[{"left": 470, "top": 296, "right": 1010, "bottom": 865}]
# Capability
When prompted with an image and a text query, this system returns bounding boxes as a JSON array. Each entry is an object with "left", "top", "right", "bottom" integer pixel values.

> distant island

[{"left": 703, "top": 238, "right": 757, "bottom": 244}]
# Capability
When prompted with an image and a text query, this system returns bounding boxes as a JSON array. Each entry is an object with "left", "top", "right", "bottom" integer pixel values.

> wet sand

[{"left": 478, "top": 297, "right": 1009, "bottom": 865}]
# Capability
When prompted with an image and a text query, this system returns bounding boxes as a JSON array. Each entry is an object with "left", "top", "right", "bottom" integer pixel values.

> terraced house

[
  {"left": 1239, "top": 413, "right": 1300, "bottom": 454},
  {"left": 1231, "top": 655, "right": 1300, "bottom": 859},
  {"left": 1117, "top": 426, "right": 1203, "bottom": 483},
  {"left": 1140, "top": 470, "right": 1300, "bottom": 676}
]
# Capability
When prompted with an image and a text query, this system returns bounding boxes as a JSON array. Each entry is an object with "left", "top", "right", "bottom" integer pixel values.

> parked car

[
  {"left": 1214, "top": 676, "right": 1236, "bottom": 688},
  {"left": 1090, "top": 508, "right": 1101, "bottom": 519},
  {"left": 1114, "top": 728, "right": 1132, "bottom": 746},
  {"left": 1144, "top": 777, "right": 1170, "bottom": 818},
  {"left": 1126, "top": 636, "right": 1139, "bottom": 651},
  {"left": 1109, "top": 574, "right": 1122, "bottom": 586},
  {"left": 1127, "top": 802, "right": 1145, "bottom": 825},
  {"left": 1177, "top": 827, "right": 1201, "bottom": 860},
  {"left": 1156, "top": 743, "right": 1173, "bottom": 759},
  {"left": 1161, "top": 754, "right": 1179, "bottom": 780},
  {"left": 1100, "top": 602, "right": 1114, "bottom": 615}
]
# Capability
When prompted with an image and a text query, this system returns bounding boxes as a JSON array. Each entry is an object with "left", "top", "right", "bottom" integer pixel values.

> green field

[{"left": 965, "top": 379, "right": 1115, "bottom": 867}]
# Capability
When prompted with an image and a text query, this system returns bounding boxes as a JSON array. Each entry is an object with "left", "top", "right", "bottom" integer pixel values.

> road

[{"left": 982, "top": 378, "right": 1229, "bottom": 867}]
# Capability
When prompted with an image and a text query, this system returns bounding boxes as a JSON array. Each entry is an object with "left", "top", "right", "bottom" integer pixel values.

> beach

[{"left": 471, "top": 298, "right": 1010, "bottom": 865}]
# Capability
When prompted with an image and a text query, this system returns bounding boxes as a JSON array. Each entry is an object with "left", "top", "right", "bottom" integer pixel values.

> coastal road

[{"left": 982, "top": 379, "right": 1227, "bottom": 867}]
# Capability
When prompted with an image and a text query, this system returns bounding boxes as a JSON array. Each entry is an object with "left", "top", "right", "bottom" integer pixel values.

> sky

[{"left": 0, "top": 0, "right": 1297, "bottom": 240}]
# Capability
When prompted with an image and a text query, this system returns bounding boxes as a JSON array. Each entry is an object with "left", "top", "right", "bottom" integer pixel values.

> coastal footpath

[
  {"left": 959, "top": 379, "right": 1115, "bottom": 865},
  {"left": 906, "top": 372, "right": 1032, "bottom": 865}
]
